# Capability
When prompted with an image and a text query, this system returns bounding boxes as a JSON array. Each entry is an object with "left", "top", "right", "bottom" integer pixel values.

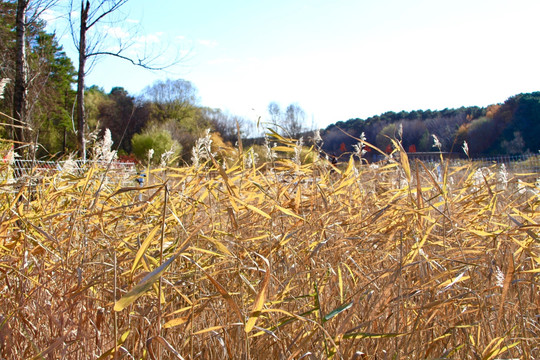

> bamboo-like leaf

[
  {"left": 266, "top": 128, "right": 294, "bottom": 144},
  {"left": 389, "top": 138, "right": 411, "bottom": 183},
  {"left": 200, "top": 268, "right": 244, "bottom": 322},
  {"left": 323, "top": 301, "right": 353, "bottom": 323},
  {"left": 338, "top": 266, "right": 343, "bottom": 303},
  {"left": 188, "top": 246, "right": 224, "bottom": 257},
  {"left": 163, "top": 315, "right": 190, "bottom": 329},
  {"left": 273, "top": 146, "right": 296, "bottom": 153},
  {"left": 483, "top": 341, "right": 520, "bottom": 360},
  {"left": 244, "top": 202, "right": 272, "bottom": 219},
  {"left": 252, "top": 308, "right": 317, "bottom": 337},
  {"left": 481, "top": 337, "right": 504, "bottom": 360},
  {"left": 437, "top": 271, "right": 469, "bottom": 292},
  {"left": 497, "top": 253, "right": 515, "bottom": 326},
  {"left": 115, "top": 254, "right": 178, "bottom": 311},
  {"left": 236, "top": 119, "right": 244, "bottom": 166},
  {"left": 193, "top": 325, "right": 227, "bottom": 335},
  {"left": 29, "top": 335, "right": 66, "bottom": 360},
  {"left": 131, "top": 225, "right": 161, "bottom": 274},
  {"left": 274, "top": 204, "right": 304, "bottom": 221},
  {"left": 403, "top": 221, "right": 436, "bottom": 265},
  {"left": 343, "top": 331, "right": 405, "bottom": 339},
  {"left": 147, "top": 336, "right": 185, "bottom": 359},
  {"left": 201, "top": 235, "right": 232, "bottom": 256},
  {"left": 509, "top": 214, "right": 539, "bottom": 242},
  {"left": 245, "top": 256, "right": 271, "bottom": 333},
  {"left": 343, "top": 156, "right": 355, "bottom": 177},
  {"left": 96, "top": 330, "right": 130, "bottom": 359},
  {"left": 400, "top": 148, "right": 411, "bottom": 183}
]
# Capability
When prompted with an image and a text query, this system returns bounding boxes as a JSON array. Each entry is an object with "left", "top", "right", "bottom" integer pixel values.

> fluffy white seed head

[{"left": 432, "top": 135, "right": 442, "bottom": 150}]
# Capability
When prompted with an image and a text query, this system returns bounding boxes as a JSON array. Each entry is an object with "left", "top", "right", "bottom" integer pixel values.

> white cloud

[
  {"left": 198, "top": 39, "right": 218, "bottom": 48},
  {"left": 103, "top": 25, "right": 130, "bottom": 39},
  {"left": 207, "top": 57, "right": 237, "bottom": 65},
  {"left": 40, "top": 8, "right": 60, "bottom": 24},
  {"left": 135, "top": 33, "right": 162, "bottom": 44}
]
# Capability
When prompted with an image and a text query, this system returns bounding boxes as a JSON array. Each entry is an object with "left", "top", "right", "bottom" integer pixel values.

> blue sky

[{"left": 47, "top": 0, "right": 540, "bottom": 129}]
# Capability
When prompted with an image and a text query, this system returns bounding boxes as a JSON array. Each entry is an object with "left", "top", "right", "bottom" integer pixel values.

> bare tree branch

[
  {"left": 68, "top": 0, "right": 183, "bottom": 157},
  {"left": 85, "top": 51, "right": 173, "bottom": 71},
  {"left": 86, "top": 0, "right": 129, "bottom": 30},
  {"left": 25, "top": 0, "right": 58, "bottom": 25}
]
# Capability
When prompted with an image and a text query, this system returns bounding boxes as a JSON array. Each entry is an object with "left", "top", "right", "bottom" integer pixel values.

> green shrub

[{"left": 131, "top": 129, "right": 182, "bottom": 165}]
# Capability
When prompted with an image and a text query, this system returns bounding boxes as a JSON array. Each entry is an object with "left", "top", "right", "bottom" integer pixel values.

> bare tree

[
  {"left": 284, "top": 103, "right": 305, "bottom": 139},
  {"left": 267, "top": 101, "right": 280, "bottom": 123},
  {"left": 141, "top": 78, "right": 199, "bottom": 112},
  {"left": 203, "top": 108, "right": 251, "bottom": 144},
  {"left": 12, "top": 0, "right": 57, "bottom": 150},
  {"left": 69, "top": 0, "right": 178, "bottom": 159},
  {"left": 267, "top": 101, "right": 306, "bottom": 139}
]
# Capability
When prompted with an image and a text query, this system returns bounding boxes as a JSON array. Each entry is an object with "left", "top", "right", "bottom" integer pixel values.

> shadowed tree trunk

[
  {"left": 13, "top": 0, "right": 29, "bottom": 147},
  {"left": 12, "top": 0, "right": 59, "bottom": 156},
  {"left": 76, "top": 0, "right": 89, "bottom": 159}
]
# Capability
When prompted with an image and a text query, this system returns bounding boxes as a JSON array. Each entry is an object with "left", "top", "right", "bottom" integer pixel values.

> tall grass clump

[{"left": 0, "top": 134, "right": 539, "bottom": 359}]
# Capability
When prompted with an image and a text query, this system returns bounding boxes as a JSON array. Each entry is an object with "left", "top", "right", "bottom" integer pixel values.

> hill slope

[{"left": 321, "top": 92, "right": 540, "bottom": 157}]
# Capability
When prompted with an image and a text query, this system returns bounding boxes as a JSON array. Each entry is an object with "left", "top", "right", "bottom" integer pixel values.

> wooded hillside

[{"left": 321, "top": 92, "right": 540, "bottom": 158}]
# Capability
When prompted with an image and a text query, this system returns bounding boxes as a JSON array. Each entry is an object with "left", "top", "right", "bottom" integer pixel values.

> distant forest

[{"left": 320, "top": 92, "right": 540, "bottom": 158}]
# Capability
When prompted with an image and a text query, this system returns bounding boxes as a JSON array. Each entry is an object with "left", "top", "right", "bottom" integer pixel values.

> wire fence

[
  {"left": 1, "top": 159, "right": 137, "bottom": 188},
  {"left": 2, "top": 153, "right": 539, "bottom": 188},
  {"left": 420, "top": 153, "right": 540, "bottom": 174},
  {"left": 371, "top": 152, "right": 540, "bottom": 174},
  {"left": 469, "top": 154, "right": 540, "bottom": 174}
]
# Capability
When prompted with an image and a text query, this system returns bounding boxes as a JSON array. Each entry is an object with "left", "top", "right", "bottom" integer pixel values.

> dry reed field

[{"left": 1, "top": 140, "right": 539, "bottom": 359}]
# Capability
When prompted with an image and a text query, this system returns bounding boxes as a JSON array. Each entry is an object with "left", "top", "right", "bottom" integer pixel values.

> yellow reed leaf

[
  {"left": 188, "top": 246, "right": 224, "bottom": 257},
  {"left": 273, "top": 146, "right": 296, "bottom": 153},
  {"left": 193, "top": 325, "right": 227, "bottom": 335},
  {"left": 115, "top": 253, "right": 178, "bottom": 311},
  {"left": 233, "top": 197, "right": 271, "bottom": 219},
  {"left": 403, "top": 221, "right": 436, "bottom": 265},
  {"left": 437, "top": 273, "right": 470, "bottom": 289},
  {"left": 201, "top": 268, "right": 244, "bottom": 322},
  {"left": 484, "top": 341, "right": 520, "bottom": 360},
  {"left": 201, "top": 235, "right": 232, "bottom": 256},
  {"left": 245, "top": 256, "right": 270, "bottom": 333},
  {"left": 131, "top": 225, "right": 161, "bottom": 274},
  {"left": 163, "top": 316, "right": 190, "bottom": 329},
  {"left": 481, "top": 337, "right": 504, "bottom": 359},
  {"left": 343, "top": 156, "right": 355, "bottom": 177},
  {"left": 338, "top": 265, "right": 343, "bottom": 303},
  {"left": 342, "top": 262, "right": 356, "bottom": 284},
  {"left": 274, "top": 205, "right": 304, "bottom": 221},
  {"left": 246, "top": 203, "right": 272, "bottom": 219},
  {"left": 468, "top": 229, "right": 502, "bottom": 237},
  {"left": 96, "top": 330, "right": 130, "bottom": 359}
]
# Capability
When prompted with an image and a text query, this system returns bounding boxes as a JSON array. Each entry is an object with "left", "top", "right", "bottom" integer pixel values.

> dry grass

[{"left": 1, "top": 145, "right": 539, "bottom": 359}]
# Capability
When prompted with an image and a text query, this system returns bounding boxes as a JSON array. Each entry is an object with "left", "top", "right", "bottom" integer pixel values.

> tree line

[{"left": 320, "top": 92, "right": 540, "bottom": 159}]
